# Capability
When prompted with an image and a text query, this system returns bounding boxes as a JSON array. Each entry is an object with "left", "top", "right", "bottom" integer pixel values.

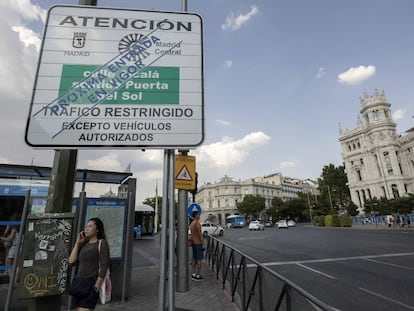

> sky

[{"left": 0, "top": 0, "right": 413, "bottom": 204}]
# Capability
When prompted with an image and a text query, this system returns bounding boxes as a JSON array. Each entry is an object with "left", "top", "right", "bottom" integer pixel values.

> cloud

[
  {"left": 194, "top": 131, "right": 270, "bottom": 168},
  {"left": 278, "top": 159, "right": 299, "bottom": 169},
  {"left": 392, "top": 108, "right": 405, "bottom": 120},
  {"left": 216, "top": 119, "right": 231, "bottom": 126},
  {"left": 0, "top": 0, "right": 46, "bottom": 24},
  {"left": 86, "top": 153, "right": 122, "bottom": 171},
  {"left": 0, "top": 0, "right": 49, "bottom": 169},
  {"left": 222, "top": 6, "right": 258, "bottom": 31},
  {"left": 338, "top": 65, "right": 376, "bottom": 85},
  {"left": 12, "top": 26, "right": 41, "bottom": 51},
  {"left": 223, "top": 60, "right": 233, "bottom": 69},
  {"left": 316, "top": 67, "right": 325, "bottom": 79}
]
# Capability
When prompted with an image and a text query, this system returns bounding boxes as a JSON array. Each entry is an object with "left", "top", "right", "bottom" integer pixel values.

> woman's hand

[{"left": 76, "top": 231, "right": 86, "bottom": 245}]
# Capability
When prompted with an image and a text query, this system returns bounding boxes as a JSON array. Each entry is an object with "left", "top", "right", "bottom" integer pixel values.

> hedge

[
  {"left": 313, "top": 215, "right": 325, "bottom": 226},
  {"left": 340, "top": 216, "right": 352, "bottom": 227},
  {"left": 314, "top": 215, "right": 352, "bottom": 227},
  {"left": 325, "top": 215, "right": 341, "bottom": 227}
]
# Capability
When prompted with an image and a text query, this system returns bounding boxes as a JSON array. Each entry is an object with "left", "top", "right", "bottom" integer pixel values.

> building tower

[{"left": 339, "top": 90, "right": 414, "bottom": 214}]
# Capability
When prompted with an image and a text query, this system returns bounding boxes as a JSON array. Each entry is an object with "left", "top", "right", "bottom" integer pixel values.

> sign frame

[
  {"left": 175, "top": 154, "right": 196, "bottom": 190},
  {"left": 25, "top": 5, "right": 204, "bottom": 149}
]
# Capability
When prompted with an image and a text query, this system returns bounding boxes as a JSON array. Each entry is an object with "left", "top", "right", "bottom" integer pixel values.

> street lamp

[
  {"left": 327, "top": 185, "right": 333, "bottom": 210},
  {"left": 306, "top": 192, "right": 313, "bottom": 223}
]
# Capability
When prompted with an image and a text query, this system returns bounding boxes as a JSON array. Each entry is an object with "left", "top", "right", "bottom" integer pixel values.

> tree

[
  {"left": 267, "top": 197, "right": 284, "bottom": 221},
  {"left": 346, "top": 201, "right": 359, "bottom": 216},
  {"left": 283, "top": 198, "right": 306, "bottom": 220},
  {"left": 237, "top": 194, "right": 265, "bottom": 220},
  {"left": 363, "top": 194, "right": 414, "bottom": 216},
  {"left": 143, "top": 196, "right": 163, "bottom": 226},
  {"left": 318, "top": 164, "right": 353, "bottom": 214},
  {"left": 143, "top": 196, "right": 162, "bottom": 211}
]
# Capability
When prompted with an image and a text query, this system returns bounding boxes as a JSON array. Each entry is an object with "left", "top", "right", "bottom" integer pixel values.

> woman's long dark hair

[{"left": 88, "top": 217, "right": 106, "bottom": 240}]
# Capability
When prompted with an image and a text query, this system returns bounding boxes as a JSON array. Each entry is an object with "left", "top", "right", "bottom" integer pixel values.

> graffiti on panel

[{"left": 20, "top": 215, "right": 73, "bottom": 298}]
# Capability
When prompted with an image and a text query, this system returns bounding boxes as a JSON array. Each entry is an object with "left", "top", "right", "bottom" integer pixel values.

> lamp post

[
  {"left": 327, "top": 185, "right": 333, "bottom": 210},
  {"left": 306, "top": 192, "right": 313, "bottom": 223}
]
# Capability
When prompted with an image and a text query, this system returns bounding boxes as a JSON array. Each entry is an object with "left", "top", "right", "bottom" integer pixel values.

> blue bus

[
  {"left": 134, "top": 204, "right": 155, "bottom": 238},
  {"left": 226, "top": 215, "right": 246, "bottom": 228}
]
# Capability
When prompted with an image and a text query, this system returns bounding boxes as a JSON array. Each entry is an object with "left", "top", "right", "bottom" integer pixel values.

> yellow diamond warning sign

[{"left": 175, "top": 155, "right": 196, "bottom": 190}]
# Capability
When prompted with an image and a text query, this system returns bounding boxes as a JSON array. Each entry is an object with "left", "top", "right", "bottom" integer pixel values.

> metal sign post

[{"left": 158, "top": 149, "right": 176, "bottom": 310}]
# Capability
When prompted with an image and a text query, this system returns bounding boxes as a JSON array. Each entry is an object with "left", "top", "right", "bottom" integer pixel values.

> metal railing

[{"left": 206, "top": 236, "right": 338, "bottom": 311}]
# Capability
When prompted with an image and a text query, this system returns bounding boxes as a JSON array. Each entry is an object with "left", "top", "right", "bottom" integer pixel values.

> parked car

[
  {"left": 201, "top": 222, "right": 224, "bottom": 237},
  {"left": 249, "top": 220, "right": 265, "bottom": 231},
  {"left": 277, "top": 220, "right": 289, "bottom": 229},
  {"left": 264, "top": 221, "right": 274, "bottom": 227},
  {"left": 287, "top": 220, "right": 296, "bottom": 227}
]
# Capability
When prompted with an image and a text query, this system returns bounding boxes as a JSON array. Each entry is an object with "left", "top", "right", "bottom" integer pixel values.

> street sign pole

[
  {"left": 176, "top": 150, "right": 189, "bottom": 293},
  {"left": 177, "top": 0, "right": 190, "bottom": 295}
]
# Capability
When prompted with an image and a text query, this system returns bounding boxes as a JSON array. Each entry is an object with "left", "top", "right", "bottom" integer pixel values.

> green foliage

[
  {"left": 325, "top": 215, "right": 341, "bottom": 227},
  {"left": 143, "top": 196, "right": 163, "bottom": 216},
  {"left": 313, "top": 215, "right": 325, "bottom": 226},
  {"left": 267, "top": 197, "right": 284, "bottom": 220},
  {"left": 332, "top": 215, "right": 341, "bottom": 227},
  {"left": 346, "top": 201, "right": 359, "bottom": 216},
  {"left": 237, "top": 194, "right": 266, "bottom": 219},
  {"left": 340, "top": 216, "right": 352, "bottom": 227},
  {"left": 388, "top": 194, "right": 414, "bottom": 214},
  {"left": 283, "top": 198, "right": 306, "bottom": 220},
  {"left": 364, "top": 195, "right": 414, "bottom": 216},
  {"left": 318, "top": 164, "right": 353, "bottom": 214},
  {"left": 325, "top": 215, "right": 333, "bottom": 227}
]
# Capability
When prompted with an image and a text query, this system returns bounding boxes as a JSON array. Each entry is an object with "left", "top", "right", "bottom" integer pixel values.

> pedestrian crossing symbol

[{"left": 176, "top": 165, "right": 192, "bottom": 181}]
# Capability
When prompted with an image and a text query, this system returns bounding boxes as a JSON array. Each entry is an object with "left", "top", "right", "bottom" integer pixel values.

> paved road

[{"left": 219, "top": 224, "right": 414, "bottom": 311}]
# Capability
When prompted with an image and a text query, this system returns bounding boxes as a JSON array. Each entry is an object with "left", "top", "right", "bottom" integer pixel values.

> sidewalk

[
  {"left": 97, "top": 264, "right": 239, "bottom": 311},
  {"left": 350, "top": 223, "right": 414, "bottom": 230},
  {"left": 1, "top": 237, "right": 240, "bottom": 311}
]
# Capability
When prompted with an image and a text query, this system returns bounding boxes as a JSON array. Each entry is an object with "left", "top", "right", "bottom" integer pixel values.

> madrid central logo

[{"left": 118, "top": 33, "right": 150, "bottom": 61}]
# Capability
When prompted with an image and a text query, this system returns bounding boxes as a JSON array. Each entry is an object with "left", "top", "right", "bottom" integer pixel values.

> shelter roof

[{"left": 0, "top": 163, "right": 132, "bottom": 184}]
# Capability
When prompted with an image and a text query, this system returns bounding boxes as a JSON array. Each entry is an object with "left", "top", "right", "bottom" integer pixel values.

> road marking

[
  {"left": 296, "top": 263, "right": 336, "bottom": 279},
  {"left": 363, "top": 257, "right": 414, "bottom": 271},
  {"left": 261, "top": 251, "right": 414, "bottom": 267},
  {"left": 359, "top": 287, "right": 414, "bottom": 310}
]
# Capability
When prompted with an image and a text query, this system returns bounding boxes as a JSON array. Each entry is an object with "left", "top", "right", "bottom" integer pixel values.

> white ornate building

[
  {"left": 339, "top": 90, "right": 414, "bottom": 214},
  {"left": 195, "top": 174, "right": 318, "bottom": 224}
]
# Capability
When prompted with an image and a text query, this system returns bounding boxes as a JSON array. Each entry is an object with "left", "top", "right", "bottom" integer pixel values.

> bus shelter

[{"left": 0, "top": 163, "right": 136, "bottom": 306}]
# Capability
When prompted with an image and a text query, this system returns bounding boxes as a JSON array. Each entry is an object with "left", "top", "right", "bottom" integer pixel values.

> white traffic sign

[{"left": 25, "top": 5, "right": 204, "bottom": 148}]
